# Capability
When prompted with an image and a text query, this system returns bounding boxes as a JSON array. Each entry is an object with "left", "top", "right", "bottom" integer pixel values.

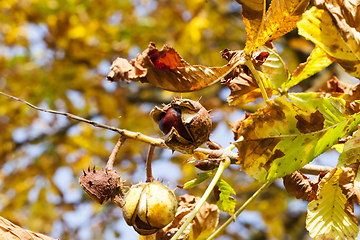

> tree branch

[
  {"left": 0, "top": 91, "right": 333, "bottom": 176},
  {"left": 0, "top": 91, "right": 166, "bottom": 148}
]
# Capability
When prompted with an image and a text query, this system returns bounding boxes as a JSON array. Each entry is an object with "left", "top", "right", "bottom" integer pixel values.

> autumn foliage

[{"left": 2, "top": 0, "right": 360, "bottom": 239}]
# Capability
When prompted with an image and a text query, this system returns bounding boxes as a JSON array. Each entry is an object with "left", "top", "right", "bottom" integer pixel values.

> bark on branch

[{"left": 0, "top": 91, "right": 333, "bottom": 176}]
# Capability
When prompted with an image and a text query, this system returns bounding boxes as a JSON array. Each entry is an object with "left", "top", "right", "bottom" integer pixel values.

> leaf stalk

[
  {"left": 245, "top": 59, "right": 269, "bottom": 102},
  {"left": 170, "top": 157, "right": 231, "bottom": 240},
  {"left": 206, "top": 179, "right": 274, "bottom": 240}
]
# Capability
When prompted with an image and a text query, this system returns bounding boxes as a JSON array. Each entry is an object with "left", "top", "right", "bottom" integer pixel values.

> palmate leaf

[
  {"left": 237, "top": 0, "right": 310, "bottom": 55},
  {"left": 234, "top": 92, "right": 360, "bottom": 182},
  {"left": 298, "top": 7, "right": 360, "bottom": 78},
  {"left": 306, "top": 167, "right": 359, "bottom": 240},
  {"left": 285, "top": 46, "right": 333, "bottom": 90},
  {"left": 107, "top": 42, "right": 245, "bottom": 92}
]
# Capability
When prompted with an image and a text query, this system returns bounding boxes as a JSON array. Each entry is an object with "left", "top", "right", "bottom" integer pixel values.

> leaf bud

[
  {"left": 122, "top": 181, "right": 178, "bottom": 235},
  {"left": 150, "top": 98, "right": 212, "bottom": 153}
]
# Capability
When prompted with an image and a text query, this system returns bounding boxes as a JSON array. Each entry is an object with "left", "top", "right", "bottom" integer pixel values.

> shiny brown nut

[
  {"left": 122, "top": 181, "right": 178, "bottom": 235},
  {"left": 150, "top": 98, "right": 212, "bottom": 153}
]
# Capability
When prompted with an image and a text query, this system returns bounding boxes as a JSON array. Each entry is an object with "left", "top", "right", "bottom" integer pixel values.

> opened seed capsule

[
  {"left": 122, "top": 181, "right": 178, "bottom": 235},
  {"left": 150, "top": 98, "right": 212, "bottom": 153}
]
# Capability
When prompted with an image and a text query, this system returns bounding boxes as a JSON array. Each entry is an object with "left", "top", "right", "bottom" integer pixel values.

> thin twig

[
  {"left": 298, "top": 165, "right": 332, "bottom": 175},
  {"left": 146, "top": 145, "right": 155, "bottom": 182},
  {"left": 106, "top": 136, "right": 127, "bottom": 171},
  {"left": 0, "top": 91, "right": 166, "bottom": 147},
  {"left": 0, "top": 91, "right": 334, "bottom": 176}
]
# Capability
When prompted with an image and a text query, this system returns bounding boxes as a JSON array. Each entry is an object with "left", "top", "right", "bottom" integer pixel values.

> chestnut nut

[
  {"left": 150, "top": 98, "right": 212, "bottom": 153},
  {"left": 122, "top": 181, "right": 178, "bottom": 235}
]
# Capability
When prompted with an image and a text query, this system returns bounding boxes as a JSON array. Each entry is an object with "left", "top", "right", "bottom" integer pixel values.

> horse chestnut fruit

[
  {"left": 122, "top": 181, "right": 178, "bottom": 235},
  {"left": 158, "top": 107, "right": 192, "bottom": 141},
  {"left": 79, "top": 167, "right": 126, "bottom": 207},
  {"left": 150, "top": 98, "right": 212, "bottom": 153}
]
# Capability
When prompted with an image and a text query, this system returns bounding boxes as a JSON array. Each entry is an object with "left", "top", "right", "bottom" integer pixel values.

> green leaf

[
  {"left": 258, "top": 45, "right": 289, "bottom": 89},
  {"left": 216, "top": 179, "right": 236, "bottom": 219},
  {"left": 306, "top": 168, "right": 359, "bottom": 239},
  {"left": 234, "top": 92, "right": 360, "bottom": 182},
  {"left": 183, "top": 172, "right": 211, "bottom": 189},
  {"left": 285, "top": 46, "right": 333, "bottom": 90},
  {"left": 298, "top": 7, "right": 360, "bottom": 78}
]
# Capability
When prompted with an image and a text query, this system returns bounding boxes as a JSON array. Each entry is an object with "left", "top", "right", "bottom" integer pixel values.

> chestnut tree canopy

[{"left": 1, "top": 0, "right": 360, "bottom": 239}]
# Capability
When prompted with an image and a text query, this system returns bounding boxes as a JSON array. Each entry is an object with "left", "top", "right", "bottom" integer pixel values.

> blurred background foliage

[{"left": 0, "top": 0, "right": 347, "bottom": 239}]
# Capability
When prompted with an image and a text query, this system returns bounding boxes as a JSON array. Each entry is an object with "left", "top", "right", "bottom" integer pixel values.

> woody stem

[
  {"left": 106, "top": 136, "right": 127, "bottom": 171},
  {"left": 146, "top": 145, "right": 155, "bottom": 182}
]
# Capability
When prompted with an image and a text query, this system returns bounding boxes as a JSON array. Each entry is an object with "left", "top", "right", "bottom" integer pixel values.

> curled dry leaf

[
  {"left": 339, "top": 163, "right": 360, "bottom": 206},
  {"left": 283, "top": 170, "right": 326, "bottom": 202},
  {"left": 327, "top": 76, "right": 360, "bottom": 100},
  {"left": 155, "top": 194, "right": 219, "bottom": 240},
  {"left": 222, "top": 49, "right": 274, "bottom": 105},
  {"left": 0, "top": 216, "right": 57, "bottom": 240},
  {"left": 107, "top": 42, "right": 238, "bottom": 92}
]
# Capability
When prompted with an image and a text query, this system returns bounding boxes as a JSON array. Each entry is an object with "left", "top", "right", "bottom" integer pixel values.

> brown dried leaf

[
  {"left": 155, "top": 194, "right": 219, "bottom": 240},
  {"left": 0, "top": 217, "right": 57, "bottom": 240},
  {"left": 222, "top": 50, "right": 274, "bottom": 105},
  {"left": 327, "top": 76, "right": 360, "bottom": 100},
  {"left": 107, "top": 42, "right": 241, "bottom": 92},
  {"left": 339, "top": 163, "right": 360, "bottom": 206},
  {"left": 283, "top": 171, "right": 318, "bottom": 201}
]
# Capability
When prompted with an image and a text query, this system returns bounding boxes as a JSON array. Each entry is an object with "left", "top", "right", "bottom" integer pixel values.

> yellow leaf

[
  {"left": 306, "top": 168, "right": 359, "bottom": 240},
  {"left": 236, "top": 0, "right": 265, "bottom": 55},
  {"left": 298, "top": 7, "right": 360, "bottom": 78},
  {"left": 239, "top": 0, "right": 310, "bottom": 55},
  {"left": 286, "top": 46, "right": 333, "bottom": 89}
]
